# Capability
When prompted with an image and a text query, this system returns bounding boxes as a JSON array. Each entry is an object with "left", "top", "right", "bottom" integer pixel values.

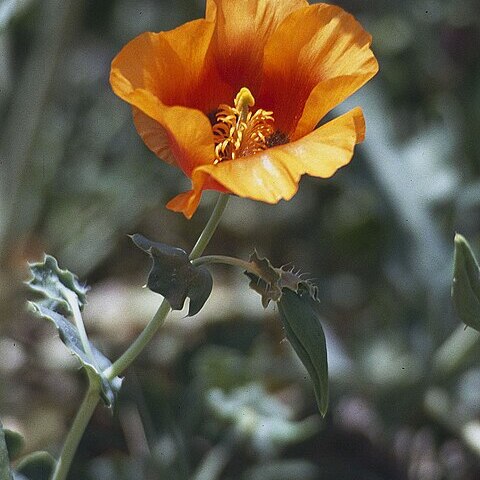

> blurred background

[{"left": 1, "top": 0, "right": 480, "bottom": 478}]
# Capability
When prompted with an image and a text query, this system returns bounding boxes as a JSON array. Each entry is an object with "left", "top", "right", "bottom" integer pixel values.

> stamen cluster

[{"left": 212, "top": 90, "right": 275, "bottom": 164}]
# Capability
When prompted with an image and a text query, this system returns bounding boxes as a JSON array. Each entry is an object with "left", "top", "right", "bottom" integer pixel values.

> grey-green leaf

[
  {"left": 131, "top": 234, "right": 213, "bottom": 316},
  {"left": 278, "top": 289, "right": 329, "bottom": 416},
  {"left": 26, "top": 255, "right": 88, "bottom": 316},
  {"left": 16, "top": 452, "right": 55, "bottom": 480},
  {"left": 452, "top": 234, "right": 480, "bottom": 332},
  {"left": 28, "top": 303, "right": 122, "bottom": 407},
  {"left": 4, "top": 429, "right": 25, "bottom": 461},
  {"left": 0, "top": 421, "right": 14, "bottom": 480}
]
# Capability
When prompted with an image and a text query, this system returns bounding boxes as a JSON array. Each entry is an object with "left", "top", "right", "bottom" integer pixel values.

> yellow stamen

[
  {"left": 212, "top": 87, "right": 274, "bottom": 164},
  {"left": 235, "top": 87, "right": 255, "bottom": 122}
]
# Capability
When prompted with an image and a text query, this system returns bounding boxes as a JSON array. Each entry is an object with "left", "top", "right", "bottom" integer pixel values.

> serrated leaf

[
  {"left": 452, "top": 234, "right": 480, "bottom": 332},
  {"left": 28, "top": 303, "right": 122, "bottom": 407},
  {"left": 245, "top": 251, "right": 282, "bottom": 308},
  {"left": 0, "top": 421, "right": 14, "bottom": 480},
  {"left": 16, "top": 452, "right": 55, "bottom": 480},
  {"left": 131, "top": 234, "right": 213, "bottom": 316},
  {"left": 26, "top": 255, "right": 89, "bottom": 316},
  {"left": 245, "top": 252, "right": 318, "bottom": 307},
  {"left": 4, "top": 429, "right": 25, "bottom": 461},
  {"left": 278, "top": 290, "right": 328, "bottom": 416}
]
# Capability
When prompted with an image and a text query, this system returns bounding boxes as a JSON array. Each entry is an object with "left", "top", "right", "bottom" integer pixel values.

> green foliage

[
  {"left": 131, "top": 234, "right": 213, "bottom": 316},
  {"left": 452, "top": 234, "right": 480, "bottom": 332},
  {"left": 3, "top": 429, "right": 25, "bottom": 462},
  {"left": 26, "top": 255, "right": 88, "bottom": 317},
  {"left": 28, "top": 303, "right": 122, "bottom": 407},
  {"left": 245, "top": 251, "right": 318, "bottom": 307},
  {"left": 207, "top": 383, "right": 320, "bottom": 455},
  {"left": 16, "top": 452, "right": 55, "bottom": 480},
  {"left": 0, "top": 421, "right": 14, "bottom": 480},
  {"left": 244, "top": 252, "right": 326, "bottom": 415},
  {"left": 278, "top": 290, "right": 329, "bottom": 417},
  {"left": 26, "top": 256, "right": 122, "bottom": 407}
]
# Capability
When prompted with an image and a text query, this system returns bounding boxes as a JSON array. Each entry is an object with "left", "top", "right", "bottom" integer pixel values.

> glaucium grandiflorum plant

[{"left": 4, "top": 1, "right": 378, "bottom": 478}]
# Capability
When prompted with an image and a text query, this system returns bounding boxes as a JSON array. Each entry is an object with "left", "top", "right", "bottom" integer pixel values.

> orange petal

[
  {"left": 110, "top": 21, "right": 220, "bottom": 174},
  {"left": 166, "top": 190, "right": 204, "bottom": 220},
  {"left": 132, "top": 108, "right": 177, "bottom": 166},
  {"left": 166, "top": 176, "right": 230, "bottom": 219},
  {"left": 191, "top": 107, "right": 365, "bottom": 204},
  {"left": 205, "top": 0, "right": 217, "bottom": 21},
  {"left": 260, "top": 4, "right": 378, "bottom": 139},
  {"left": 206, "top": 0, "right": 308, "bottom": 94},
  {"left": 110, "top": 20, "right": 218, "bottom": 109}
]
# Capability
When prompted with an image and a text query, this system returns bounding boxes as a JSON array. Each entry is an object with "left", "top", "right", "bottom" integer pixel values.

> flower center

[{"left": 212, "top": 87, "right": 275, "bottom": 164}]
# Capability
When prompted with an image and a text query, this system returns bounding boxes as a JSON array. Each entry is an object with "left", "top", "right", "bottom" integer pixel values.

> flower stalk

[
  {"left": 51, "top": 382, "right": 101, "bottom": 480},
  {"left": 52, "top": 193, "right": 229, "bottom": 479},
  {"left": 105, "top": 193, "right": 229, "bottom": 380}
]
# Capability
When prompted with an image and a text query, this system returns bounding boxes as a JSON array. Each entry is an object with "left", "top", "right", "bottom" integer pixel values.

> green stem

[
  {"left": 105, "top": 193, "right": 229, "bottom": 380},
  {"left": 189, "top": 194, "right": 229, "bottom": 260},
  {"left": 51, "top": 193, "right": 229, "bottom": 480},
  {"left": 192, "top": 254, "right": 260, "bottom": 275},
  {"left": 51, "top": 383, "right": 100, "bottom": 480},
  {"left": 104, "top": 299, "right": 170, "bottom": 380}
]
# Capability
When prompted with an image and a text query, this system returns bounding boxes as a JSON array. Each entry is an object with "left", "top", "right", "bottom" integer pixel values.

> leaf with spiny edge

[
  {"left": 244, "top": 251, "right": 318, "bottom": 307},
  {"left": 26, "top": 255, "right": 88, "bottom": 316},
  {"left": 26, "top": 256, "right": 122, "bottom": 407},
  {"left": 131, "top": 234, "right": 213, "bottom": 316}
]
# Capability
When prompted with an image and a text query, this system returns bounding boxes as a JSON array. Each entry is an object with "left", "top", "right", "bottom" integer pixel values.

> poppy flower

[{"left": 110, "top": 0, "right": 378, "bottom": 218}]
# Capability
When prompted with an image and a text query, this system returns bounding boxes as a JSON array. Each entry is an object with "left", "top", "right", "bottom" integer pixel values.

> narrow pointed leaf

[
  {"left": 278, "top": 289, "right": 329, "bottom": 416},
  {"left": 26, "top": 256, "right": 122, "bottom": 407},
  {"left": 452, "top": 234, "right": 480, "bottom": 331},
  {"left": 131, "top": 234, "right": 213, "bottom": 316}
]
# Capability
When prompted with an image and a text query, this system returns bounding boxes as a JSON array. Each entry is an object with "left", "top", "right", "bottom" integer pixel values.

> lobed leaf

[
  {"left": 131, "top": 234, "right": 213, "bottom": 316},
  {"left": 245, "top": 251, "right": 318, "bottom": 307},
  {"left": 452, "top": 234, "right": 480, "bottom": 332},
  {"left": 26, "top": 255, "right": 88, "bottom": 316},
  {"left": 28, "top": 303, "right": 122, "bottom": 407}
]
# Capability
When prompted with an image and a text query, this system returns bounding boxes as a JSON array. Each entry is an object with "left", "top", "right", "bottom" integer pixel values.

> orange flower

[{"left": 110, "top": 0, "right": 378, "bottom": 218}]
